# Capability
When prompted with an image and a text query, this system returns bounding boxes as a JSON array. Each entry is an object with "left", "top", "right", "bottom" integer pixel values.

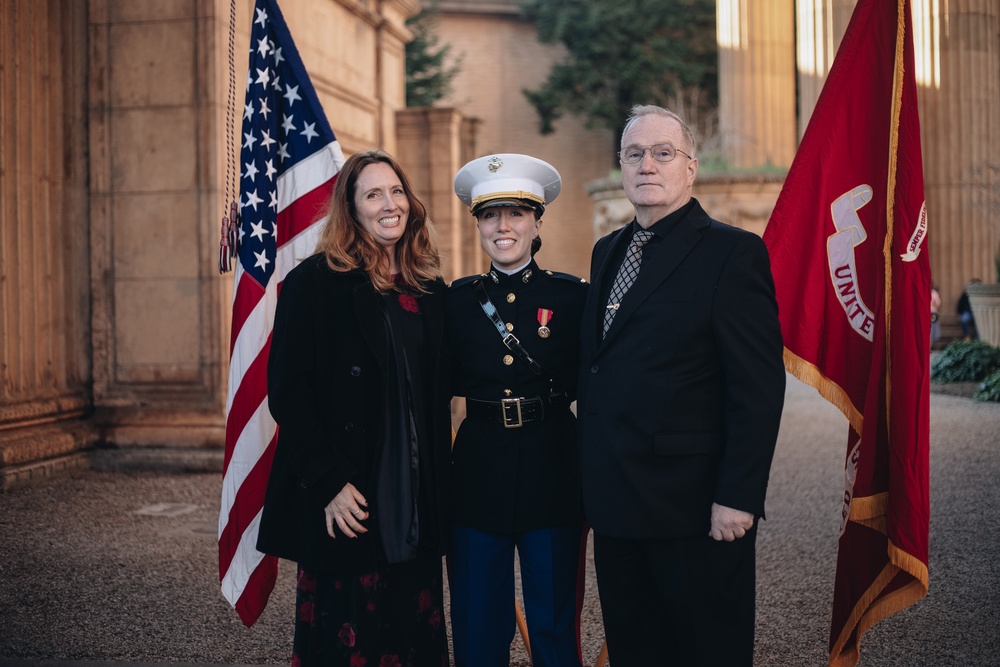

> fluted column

[
  {"left": 917, "top": 0, "right": 1000, "bottom": 321},
  {"left": 717, "top": 0, "right": 798, "bottom": 169},
  {"left": 0, "top": 0, "right": 91, "bottom": 428},
  {"left": 795, "top": 0, "right": 857, "bottom": 140}
]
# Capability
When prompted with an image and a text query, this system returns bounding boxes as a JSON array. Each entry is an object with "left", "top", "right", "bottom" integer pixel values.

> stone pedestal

[{"left": 586, "top": 174, "right": 785, "bottom": 240}]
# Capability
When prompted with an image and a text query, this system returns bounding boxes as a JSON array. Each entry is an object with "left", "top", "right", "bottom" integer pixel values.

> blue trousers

[{"left": 450, "top": 525, "right": 583, "bottom": 667}]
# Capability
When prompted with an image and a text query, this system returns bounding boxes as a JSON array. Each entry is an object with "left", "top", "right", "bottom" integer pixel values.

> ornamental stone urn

[{"left": 967, "top": 281, "right": 1000, "bottom": 348}]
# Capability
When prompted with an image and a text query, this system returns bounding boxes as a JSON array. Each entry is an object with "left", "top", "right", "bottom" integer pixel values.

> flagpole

[{"left": 883, "top": 0, "right": 907, "bottom": 435}]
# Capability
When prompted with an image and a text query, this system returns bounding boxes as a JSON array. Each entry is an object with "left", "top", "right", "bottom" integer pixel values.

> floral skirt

[{"left": 292, "top": 551, "right": 449, "bottom": 667}]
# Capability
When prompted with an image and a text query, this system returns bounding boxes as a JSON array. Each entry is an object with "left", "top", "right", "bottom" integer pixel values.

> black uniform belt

[{"left": 465, "top": 395, "right": 569, "bottom": 429}]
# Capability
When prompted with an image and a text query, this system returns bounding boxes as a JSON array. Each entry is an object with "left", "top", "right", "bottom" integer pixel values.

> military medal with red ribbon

[{"left": 537, "top": 308, "right": 553, "bottom": 338}]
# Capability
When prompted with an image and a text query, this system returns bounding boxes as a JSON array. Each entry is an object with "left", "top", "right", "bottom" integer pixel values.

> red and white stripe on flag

[
  {"left": 763, "top": 1, "right": 930, "bottom": 665},
  {"left": 218, "top": 0, "right": 344, "bottom": 627}
]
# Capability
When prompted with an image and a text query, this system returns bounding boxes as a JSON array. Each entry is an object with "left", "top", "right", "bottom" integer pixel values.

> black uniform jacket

[
  {"left": 257, "top": 254, "right": 453, "bottom": 573},
  {"left": 447, "top": 260, "right": 588, "bottom": 535},
  {"left": 578, "top": 199, "right": 786, "bottom": 539}
]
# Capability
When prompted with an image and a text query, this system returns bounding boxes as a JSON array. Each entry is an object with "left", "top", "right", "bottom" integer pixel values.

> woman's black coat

[{"left": 256, "top": 253, "right": 452, "bottom": 574}]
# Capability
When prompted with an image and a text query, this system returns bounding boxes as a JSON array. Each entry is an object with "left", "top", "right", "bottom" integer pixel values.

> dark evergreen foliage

[
  {"left": 518, "top": 0, "right": 717, "bottom": 141},
  {"left": 405, "top": 8, "right": 461, "bottom": 107},
  {"left": 930, "top": 339, "right": 1000, "bottom": 384}
]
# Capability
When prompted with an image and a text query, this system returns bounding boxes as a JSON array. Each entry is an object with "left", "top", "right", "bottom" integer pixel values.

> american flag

[{"left": 218, "top": 0, "right": 344, "bottom": 627}]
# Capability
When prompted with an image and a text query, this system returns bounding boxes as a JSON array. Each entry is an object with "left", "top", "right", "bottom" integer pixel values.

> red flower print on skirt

[
  {"left": 338, "top": 622, "right": 356, "bottom": 648},
  {"left": 378, "top": 655, "right": 401, "bottom": 667},
  {"left": 296, "top": 570, "right": 317, "bottom": 593},
  {"left": 359, "top": 572, "right": 380, "bottom": 588},
  {"left": 349, "top": 654, "right": 367, "bottom": 667},
  {"left": 298, "top": 601, "right": 315, "bottom": 623}
]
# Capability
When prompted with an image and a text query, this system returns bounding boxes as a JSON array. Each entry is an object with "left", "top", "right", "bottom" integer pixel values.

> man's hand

[{"left": 708, "top": 503, "right": 755, "bottom": 542}]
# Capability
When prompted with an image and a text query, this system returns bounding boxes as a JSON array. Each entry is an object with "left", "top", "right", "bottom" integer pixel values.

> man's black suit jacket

[{"left": 578, "top": 199, "right": 785, "bottom": 539}]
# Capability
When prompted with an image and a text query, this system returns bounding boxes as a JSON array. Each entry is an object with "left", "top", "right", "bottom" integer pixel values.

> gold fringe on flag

[{"left": 782, "top": 348, "right": 863, "bottom": 434}]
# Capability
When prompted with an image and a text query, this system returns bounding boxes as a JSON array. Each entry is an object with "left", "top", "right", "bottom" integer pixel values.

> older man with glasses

[{"left": 576, "top": 104, "right": 786, "bottom": 666}]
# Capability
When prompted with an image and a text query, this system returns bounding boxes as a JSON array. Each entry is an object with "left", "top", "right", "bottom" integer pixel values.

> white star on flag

[
  {"left": 260, "top": 129, "right": 276, "bottom": 151},
  {"left": 244, "top": 189, "right": 263, "bottom": 211},
  {"left": 301, "top": 121, "right": 318, "bottom": 143},
  {"left": 249, "top": 219, "right": 267, "bottom": 241},
  {"left": 283, "top": 84, "right": 301, "bottom": 106}
]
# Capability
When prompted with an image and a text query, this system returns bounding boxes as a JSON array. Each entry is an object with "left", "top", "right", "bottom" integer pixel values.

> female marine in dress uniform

[{"left": 447, "top": 154, "right": 587, "bottom": 667}]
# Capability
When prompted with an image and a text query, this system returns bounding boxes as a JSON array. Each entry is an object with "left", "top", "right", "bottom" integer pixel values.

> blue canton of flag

[{"left": 238, "top": 0, "right": 335, "bottom": 287}]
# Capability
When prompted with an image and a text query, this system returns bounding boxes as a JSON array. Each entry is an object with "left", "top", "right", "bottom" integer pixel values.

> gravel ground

[{"left": 1, "top": 375, "right": 998, "bottom": 666}]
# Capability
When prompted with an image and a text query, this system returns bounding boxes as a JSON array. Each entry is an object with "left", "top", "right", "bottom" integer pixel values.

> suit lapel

[
  {"left": 583, "top": 225, "right": 632, "bottom": 357},
  {"left": 599, "top": 206, "right": 709, "bottom": 350}
]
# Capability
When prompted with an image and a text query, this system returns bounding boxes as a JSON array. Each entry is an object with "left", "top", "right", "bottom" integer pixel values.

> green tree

[
  {"left": 405, "top": 8, "right": 461, "bottom": 107},
  {"left": 519, "top": 0, "right": 717, "bottom": 143}
]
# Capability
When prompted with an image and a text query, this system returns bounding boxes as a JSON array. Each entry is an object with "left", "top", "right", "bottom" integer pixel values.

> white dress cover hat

[{"left": 454, "top": 153, "right": 561, "bottom": 214}]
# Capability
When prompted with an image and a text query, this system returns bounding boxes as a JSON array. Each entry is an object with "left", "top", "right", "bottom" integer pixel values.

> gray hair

[{"left": 621, "top": 104, "right": 697, "bottom": 156}]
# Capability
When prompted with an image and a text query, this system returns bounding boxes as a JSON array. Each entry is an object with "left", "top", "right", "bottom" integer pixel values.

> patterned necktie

[{"left": 603, "top": 229, "right": 654, "bottom": 337}]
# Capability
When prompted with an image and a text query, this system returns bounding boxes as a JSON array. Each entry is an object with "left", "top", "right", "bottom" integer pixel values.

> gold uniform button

[
  {"left": 506, "top": 293, "right": 516, "bottom": 303},
  {"left": 505, "top": 322, "right": 514, "bottom": 332},
  {"left": 503, "top": 354, "right": 514, "bottom": 365},
  {"left": 503, "top": 389, "right": 513, "bottom": 397}
]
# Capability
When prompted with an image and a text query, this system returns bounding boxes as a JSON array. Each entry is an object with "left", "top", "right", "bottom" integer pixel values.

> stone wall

[
  {"left": 0, "top": 0, "right": 422, "bottom": 489},
  {"left": 433, "top": 0, "right": 614, "bottom": 280}
]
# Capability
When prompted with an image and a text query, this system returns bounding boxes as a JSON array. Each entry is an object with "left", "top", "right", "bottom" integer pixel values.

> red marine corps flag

[
  {"left": 218, "top": 0, "right": 344, "bottom": 626},
  {"left": 762, "top": 1, "right": 929, "bottom": 665}
]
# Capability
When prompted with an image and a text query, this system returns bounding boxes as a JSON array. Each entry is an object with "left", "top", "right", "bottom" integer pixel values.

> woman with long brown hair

[{"left": 258, "top": 150, "right": 452, "bottom": 667}]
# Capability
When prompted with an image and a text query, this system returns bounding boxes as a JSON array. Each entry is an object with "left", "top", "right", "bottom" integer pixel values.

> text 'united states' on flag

[{"left": 218, "top": 0, "right": 345, "bottom": 627}]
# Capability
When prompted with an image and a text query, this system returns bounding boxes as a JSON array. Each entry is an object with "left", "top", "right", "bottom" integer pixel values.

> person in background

[
  {"left": 447, "top": 154, "right": 587, "bottom": 667},
  {"left": 577, "top": 105, "right": 786, "bottom": 666},
  {"left": 258, "top": 150, "right": 453, "bottom": 667},
  {"left": 930, "top": 282, "right": 941, "bottom": 345},
  {"left": 958, "top": 278, "right": 982, "bottom": 339}
]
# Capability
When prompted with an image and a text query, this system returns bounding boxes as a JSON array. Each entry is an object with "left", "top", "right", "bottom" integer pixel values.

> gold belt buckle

[{"left": 501, "top": 397, "right": 523, "bottom": 428}]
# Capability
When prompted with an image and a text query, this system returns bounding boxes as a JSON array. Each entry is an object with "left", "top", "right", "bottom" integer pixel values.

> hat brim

[{"left": 471, "top": 198, "right": 544, "bottom": 216}]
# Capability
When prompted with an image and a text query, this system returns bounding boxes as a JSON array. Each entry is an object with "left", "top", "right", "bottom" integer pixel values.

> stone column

[
  {"left": 0, "top": 0, "right": 95, "bottom": 487},
  {"left": 795, "top": 0, "right": 857, "bottom": 140},
  {"left": 395, "top": 108, "right": 483, "bottom": 282},
  {"left": 917, "top": 0, "right": 1000, "bottom": 325},
  {"left": 717, "top": 0, "right": 798, "bottom": 169},
  {"left": 376, "top": 0, "right": 420, "bottom": 154}
]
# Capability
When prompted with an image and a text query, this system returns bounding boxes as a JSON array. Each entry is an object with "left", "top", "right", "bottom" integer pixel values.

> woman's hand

[{"left": 324, "top": 483, "right": 369, "bottom": 539}]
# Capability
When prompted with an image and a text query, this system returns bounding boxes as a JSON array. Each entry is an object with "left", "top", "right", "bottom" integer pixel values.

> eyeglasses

[{"left": 618, "top": 144, "right": 693, "bottom": 164}]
